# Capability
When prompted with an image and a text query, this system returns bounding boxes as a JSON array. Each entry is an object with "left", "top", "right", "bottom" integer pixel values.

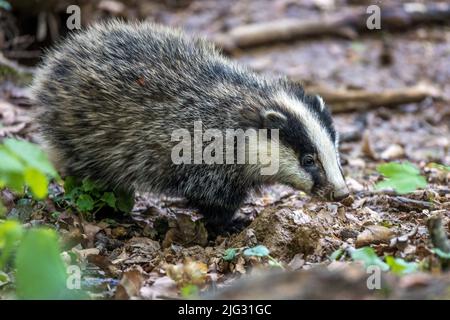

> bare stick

[
  {"left": 301, "top": 84, "right": 441, "bottom": 113},
  {"left": 214, "top": 3, "right": 450, "bottom": 50}
]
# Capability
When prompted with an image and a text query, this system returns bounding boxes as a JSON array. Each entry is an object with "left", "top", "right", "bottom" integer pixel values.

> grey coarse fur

[{"left": 31, "top": 20, "right": 341, "bottom": 232}]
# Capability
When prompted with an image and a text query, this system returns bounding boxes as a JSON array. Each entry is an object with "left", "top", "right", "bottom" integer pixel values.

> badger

[{"left": 31, "top": 21, "right": 349, "bottom": 233}]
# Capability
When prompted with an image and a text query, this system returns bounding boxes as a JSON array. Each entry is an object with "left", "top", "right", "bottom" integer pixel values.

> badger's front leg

[
  {"left": 195, "top": 204, "right": 243, "bottom": 234},
  {"left": 185, "top": 180, "right": 251, "bottom": 234}
]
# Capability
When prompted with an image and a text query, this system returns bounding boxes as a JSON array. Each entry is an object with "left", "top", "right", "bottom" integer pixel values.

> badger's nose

[{"left": 331, "top": 187, "right": 350, "bottom": 201}]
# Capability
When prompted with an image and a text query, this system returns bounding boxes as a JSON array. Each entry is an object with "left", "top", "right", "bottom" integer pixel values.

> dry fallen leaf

[
  {"left": 115, "top": 269, "right": 145, "bottom": 300},
  {"left": 361, "top": 131, "right": 378, "bottom": 160},
  {"left": 82, "top": 223, "right": 103, "bottom": 248},
  {"left": 140, "top": 276, "right": 178, "bottom": 300},
  {"left": 87, "top": 254, "right": 122, "bottom": 277},
  {"left": 380, "top": 144, "right": 405, "bottom": 160},
  {"left": 165, "top": 259, "right": 208, "bottom": 288},
  {"left": 356, "top": 225, "right": 395, "bottom": 247},
  {"left": 162, "top": 214, "right": 208, "bottom": 248},
  {"left": 72, "top": 247, "right": 100, "bottom": 260}
]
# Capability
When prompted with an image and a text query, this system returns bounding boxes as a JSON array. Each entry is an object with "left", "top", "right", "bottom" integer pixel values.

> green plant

[
  {"left": 63, "top": 177, "right": 134, "bottom": 215},
  {"left": 350, "top": 247, "right": 418, "bottom": 275},
  {"left": 350, "top": 247, "right": 389, "bottom": 271},
  {"left": 0, "top": 220, "right": 84, "bottom": 299},
  {"left": 0, "top": 138, "right": 59, "bottom": 199},
  {"left": 223, "top": 245, "right": 284, "bottom": 269},
  {"left": 375, "top": 161, "right": 427, "bottom": 194},
  {"left": 385, "top": 256, "right": 417, "bottom": 275},
  {"left": 223, "top": 248, "right": 237, "bottom": 261},
  {"left": 428, "top": 162, "right": 450, "bottom": 172}
]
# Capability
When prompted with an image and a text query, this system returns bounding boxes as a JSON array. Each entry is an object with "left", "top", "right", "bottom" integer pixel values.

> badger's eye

[{"left": 302, "top": 155, "right": 315, "bottom": 167}]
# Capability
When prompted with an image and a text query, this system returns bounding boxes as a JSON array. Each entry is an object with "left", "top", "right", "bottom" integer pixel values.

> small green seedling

[
  {"left": 63, "top": 177, "right": 134, "bottom": 215},
  {"left": 222, "top": 245, "right": 284, "bottom": 269},
  {"left": 350, "top": 247, "right": 389, "bottom": 271},
  {"left": 375, "top": 161, "right": 427, "bottom": 194},
  {"left": 0, "top": 139, "right": 59, "bottom": 199}
]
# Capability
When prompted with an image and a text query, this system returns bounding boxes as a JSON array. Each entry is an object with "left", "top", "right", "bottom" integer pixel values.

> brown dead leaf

[
  {"left": 111, "top": 226, "right": 128, "bottom": 238},
  {"left": 87, "top": 254, "right": 121, "bottom": 277},
  {"left": 165, "top": 259, "right": 208, "bottom": 288},
  {"left": 162, "top": 214, "right": 208, "bottom": 248},
  {"left": 234, "top": 256, "right": 246, "bottom": 274},
  {"left": 98, "top": 0, "right": 126, "bottom": 15},
  {"left": 380, "top": 144, "right": 405, "bottom": 160},
  {"left": 59, "top": 227, "right": 83, "bottom": 250},
  {"left": 361, "top": 131, "right": 378, "bottom": 160},
  {"left": 72, "top": 248, "right": 100, "bottom": 260},
  {"left": 140, "top": 276, "right": 178, "bottom": 300},
  {"left": 356, "top": 225, "right": 395, "bottom": 247},
  {"left": 115, "top": 269, "right": 145, "bottom": 300},
  {"left": 82, "top": 223, "right": 103, "bottom": 248},
  {"left": 288, "top": 254, "right": 305, "bottom": 270}
]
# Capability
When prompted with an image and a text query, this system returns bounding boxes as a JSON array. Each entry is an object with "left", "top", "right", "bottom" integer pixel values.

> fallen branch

[
  {"left": 388, "top": 196, "right": 434, "bottom": 211},
  {"left": 214, "top": 3, "right": 450, "bottom": 50},
  {"left": 301, "top": 84, "right": 441, "bottom": 113}
]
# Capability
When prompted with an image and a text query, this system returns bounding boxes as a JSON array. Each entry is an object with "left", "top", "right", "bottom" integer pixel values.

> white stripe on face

[{"left": 275, "top": 91, "right": 347, "bottom": 191}]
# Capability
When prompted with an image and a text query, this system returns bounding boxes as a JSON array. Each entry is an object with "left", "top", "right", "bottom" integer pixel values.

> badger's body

[{"left": 32, "top": 21, "right": 348, "bottom": 232}]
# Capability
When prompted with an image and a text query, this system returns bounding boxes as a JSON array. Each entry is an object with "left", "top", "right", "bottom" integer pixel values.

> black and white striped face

[{"left": 268, "top": 89, "right": 349, "bottom": 201}]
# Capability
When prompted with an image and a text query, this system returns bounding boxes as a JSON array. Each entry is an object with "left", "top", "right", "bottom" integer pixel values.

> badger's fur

[{"left": 31, "top": 21, "right": 349, "bottom": 233}]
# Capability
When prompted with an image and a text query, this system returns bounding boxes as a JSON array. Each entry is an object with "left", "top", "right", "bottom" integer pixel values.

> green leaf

[
  {"left": 377, "top": 162, "right": 419, "bottom": 176},
  {"left": 432, "top": 248, "right": 450, "bottom": 259},
  {"left": 0, "top": 148, "right": 26, "bottom": 192},
  {"left": 101, "top": 192, "right": 116, "bottom": 209},
  {"left": 330, "top": 248, "right": 344, "bottom": 261},
  {"left": 81, "top": 178, "right": 96, "bottom": 192},
  {"left": 0, "top": 171, "right": 25, "bottom": 193},
  {"left": 223, "top": 248, "right": 237, "bottom": 261},
  {"left": 63, "top": 176, "right": 78, "bottom": 195},
  {"left": 116, "top": 190, "right": 134, "bottom": 213},
  {"left": 243, "top": 245, "right": 270, "bottom": 257},
  {"left": 350, "top": 247, "right": 389, "bottom": 271},
  {"left": 375, "top": 162, "right": 427, "bottom": 194},
  {"left": 76, "top": 194, "right": 95, "bottom": 212},
  {"left": 24, "top": 167, "right": 48, "bottom": 199},
  {"left": 385, "top": 256, "right": 417, "bottom": 275},
  {"left": 0, "top": 220, "right": 23, "bottom": 269},
  {"left": 0, "top": 270, "right": 10, "bottom": 286},
  {"left": 268, "top": 256, "right": 284, "bottom": 269},
  {"left": 3, "top": 139, "right": 58, "bottom": 178},
  {"left": 180, "top": 284, "right": 199, "bottom": 298},
  {"left": 0, "top": 148, "right": 24, "bottom": 173},
  {"left": 15, "top": 228, "right": 70, "bottom": 299},
  {"left": 0, "top": 202, "right": 5, "bottom": 218}
]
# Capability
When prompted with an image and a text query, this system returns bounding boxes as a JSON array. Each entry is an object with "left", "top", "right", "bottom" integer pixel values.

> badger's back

[{"left": 31, "top": 21, "right": 270, "bottom": 196}]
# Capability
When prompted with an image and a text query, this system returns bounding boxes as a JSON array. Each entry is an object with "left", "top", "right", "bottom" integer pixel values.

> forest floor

[{"left": 0, "top": 0, "right": 449, "bottom": 299}]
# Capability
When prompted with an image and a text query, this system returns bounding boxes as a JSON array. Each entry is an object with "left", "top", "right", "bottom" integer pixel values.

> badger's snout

[{"left": 331, "top": 186, "right": 350, "bottom": 201}]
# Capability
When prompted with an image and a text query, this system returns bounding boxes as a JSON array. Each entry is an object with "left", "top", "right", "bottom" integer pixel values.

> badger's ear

[
  {"left": 315, "top": 95, "right": 327, "bottom": 112},
  {"left": 260, "top": 109, "right": 287, "bottom": 129},
  {"left": 240, "top": 108, "right": 287, "bottom": 129}
]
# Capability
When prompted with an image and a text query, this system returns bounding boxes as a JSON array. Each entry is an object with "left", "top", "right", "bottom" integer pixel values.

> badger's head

[{"left": 242, "top": 80, "right": 349, "bottom": 202}]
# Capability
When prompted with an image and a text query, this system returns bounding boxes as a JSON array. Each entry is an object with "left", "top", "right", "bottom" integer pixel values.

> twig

[
  {"left": 214, "top": 3, "right": 450, "bottom": 50},
  {"left": 300, "top": 84, "right": 441, "bottom": 113},
  {"left": 388, "top": 196, "right": 434, "bottom": 211}
]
